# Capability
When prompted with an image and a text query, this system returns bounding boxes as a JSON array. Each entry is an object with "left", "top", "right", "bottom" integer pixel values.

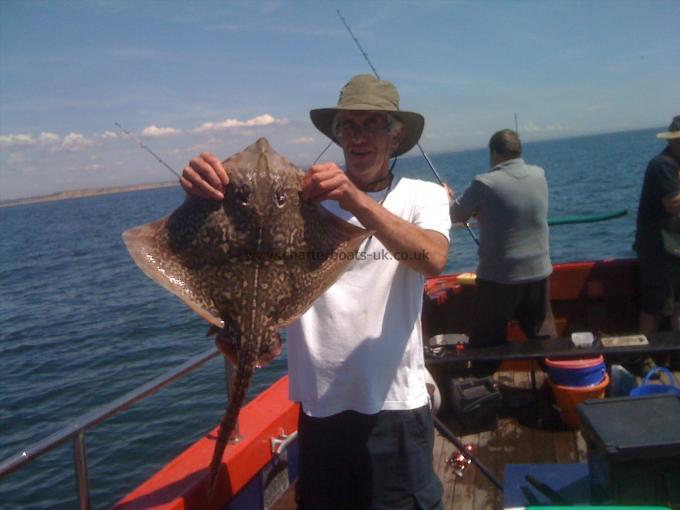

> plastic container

[
  {"left": 577, "top": 394, "right": 680, "bottom": 505},
  {"left": 545, "top": 355, "right": 606, "bottom": 387},
  {"left": 629, "top": 366, "right": 680, "bottom": 397},
  {"left": 571, "top": 331, "right": 595, "bottom": 347},
  {"left": 609, "top": 364, "right": 637, "bottom": 397},
  {"left": 549, "top": 372, "right": 609, "bottom": 427}
]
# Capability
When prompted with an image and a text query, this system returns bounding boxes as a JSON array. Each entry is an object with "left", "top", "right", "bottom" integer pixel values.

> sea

[{"left": 0, "top": 127, "right": 664, "bottom": 509}]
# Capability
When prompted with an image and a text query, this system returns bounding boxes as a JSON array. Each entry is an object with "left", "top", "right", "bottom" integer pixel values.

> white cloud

[
  {"left": 524, "top": 122, "right": 541, "bottom": 133},
  {"left": 291, "top": 136, "right": 314, "bottom": 144},
  {"left": 1, "top": 113, "right": 285, "bottom": 150},
  {"left": 523, "top": 122, "right": 567, "bottom": 134},
  {"left": 38, "top": 132, "right": 61, "bottom": 145},
  {"left": 0, "top": 134, "right": 36, "bottom": 148},
  {"left": 142, "top": 125, "right": 182, "bottom": 137},
  {"left": 193, "top": 114, "right": 285, "bottom": 133},
  {"left": 61, "top": 132, "right": 92, "bottom": 151}
]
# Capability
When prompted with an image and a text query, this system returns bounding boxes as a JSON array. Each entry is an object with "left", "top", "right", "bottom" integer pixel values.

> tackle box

[{"left": 577, "top": 394, "right": 680, "bottom": 506}]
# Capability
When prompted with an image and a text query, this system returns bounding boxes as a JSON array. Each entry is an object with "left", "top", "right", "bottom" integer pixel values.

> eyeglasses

[{"left": 337, "top": 121, "right": 390, "bottom": 141}]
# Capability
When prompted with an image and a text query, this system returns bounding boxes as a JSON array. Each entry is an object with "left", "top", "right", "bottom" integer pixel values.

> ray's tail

[{"left": 207, "top": 353, "right": 255, "bottom": 497}]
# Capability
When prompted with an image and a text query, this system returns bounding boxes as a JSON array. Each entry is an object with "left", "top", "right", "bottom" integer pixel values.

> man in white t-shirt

[{"left": 180, "top": 74, "right": 450, "bottom": 509}]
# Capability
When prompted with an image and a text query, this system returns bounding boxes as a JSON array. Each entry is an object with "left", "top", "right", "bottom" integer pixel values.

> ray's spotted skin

[{"left": 122, "top": 138, "right": 371, "bottom": 495}]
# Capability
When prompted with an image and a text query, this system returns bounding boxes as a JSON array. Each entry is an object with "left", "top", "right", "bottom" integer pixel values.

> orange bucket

[{"left": 549, "top": 372, "right": 609, "bottom": 427}]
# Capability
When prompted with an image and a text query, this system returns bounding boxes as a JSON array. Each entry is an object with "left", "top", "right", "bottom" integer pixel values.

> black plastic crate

[
  {"left": 447, "top": 377, "right": 502, "bottom": 434},
  {"left": 577, "top": 394, "right": 680, "bottom": 506}
]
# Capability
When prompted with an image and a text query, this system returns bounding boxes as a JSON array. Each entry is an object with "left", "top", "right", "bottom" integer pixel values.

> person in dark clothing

[{"left": 634, "top": 115, "right": 680, "bottom": 338}]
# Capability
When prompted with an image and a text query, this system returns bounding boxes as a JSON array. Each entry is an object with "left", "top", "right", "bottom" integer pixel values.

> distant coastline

[{"left": 0, "top": 181, "right": 178, "bottom": 209}]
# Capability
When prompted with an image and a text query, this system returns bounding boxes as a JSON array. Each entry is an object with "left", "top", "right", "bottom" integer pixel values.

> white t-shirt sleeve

[{"left": 412, "top": 181, "right": 452, "bottom": 241}]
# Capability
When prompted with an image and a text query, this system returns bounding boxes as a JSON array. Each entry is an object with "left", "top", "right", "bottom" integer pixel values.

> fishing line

[
  {"left": 337, "top": 10, "right": 381, "bottom": 80},
  {"left": 336, "top": 9, "right": 444, "bottom": 186},
  {"left": 335, "top": 15, "right": 502, "bottom": 489},
  {"left": 336, "top": 10, "right": 480, "bottom": 245},
  {"left": 312, "top": 140, "right": 334, "bottom": 165},
  {"left": 114, "top": 122, "right": 181, "bottom": 179}
]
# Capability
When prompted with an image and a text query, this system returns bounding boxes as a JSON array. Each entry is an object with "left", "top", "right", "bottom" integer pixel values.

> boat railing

[{"left": 0, "top": 346, "right": 229, "bottom": 510}]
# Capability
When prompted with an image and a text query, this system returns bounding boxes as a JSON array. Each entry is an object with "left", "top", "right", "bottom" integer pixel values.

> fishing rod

[
  {"left": 335, "top": 13, "right": 505, "bottom": 488},
  {"left": 433, "top": 415, "right": 503, "bottom": 491},
  {"left": 336, "top": 10, "right": 480, "bottom": 246},
  {"left": 312, "top": 140, "right": 334, "bottom": 165},
  {"left": 464, "top": 223, "right": 479, "bottom": 245},
  {"left": 114, "top": 122, "right": 181, "bottom": 179}
]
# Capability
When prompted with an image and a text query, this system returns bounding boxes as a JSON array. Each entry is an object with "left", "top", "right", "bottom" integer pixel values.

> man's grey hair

[{"left": 331, "top": 112, "right": 404, "bottom": 140}]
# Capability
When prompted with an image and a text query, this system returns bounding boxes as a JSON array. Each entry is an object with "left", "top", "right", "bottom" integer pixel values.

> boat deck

[
  {"left": 434, "top": 368, "right": 585, "bottom": 510},
  {"left": 272, "top": 365, "right": 679, "bottom": 510},
  {"left": 434, "top": 366, "right": 680, "bottom": 510}
]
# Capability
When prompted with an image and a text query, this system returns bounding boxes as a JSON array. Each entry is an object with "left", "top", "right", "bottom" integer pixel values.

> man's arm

[
  {"left": 450, "top": 179, "right": 480, "bottom": 224},
  {"left": 302, "top": 163, "right": 450, "bottom": 276},
  {"left": 351, "top": 195, "right": 450, "bottom": 276}
]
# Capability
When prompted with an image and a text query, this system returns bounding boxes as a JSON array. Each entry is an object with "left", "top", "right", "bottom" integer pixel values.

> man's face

[{"left": 336, "top": 111, "right": 402, "bottom": 177}]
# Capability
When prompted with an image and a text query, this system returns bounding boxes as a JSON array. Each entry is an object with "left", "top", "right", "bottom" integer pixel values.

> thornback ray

[{"left": 122, "top": 138, "right": 371, "bottom": 496}]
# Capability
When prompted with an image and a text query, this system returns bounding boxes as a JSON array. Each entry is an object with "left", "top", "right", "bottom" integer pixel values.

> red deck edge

[
  {"left": 114, "top": 375, "right": 299, "bottom": 510},
  {"left": 425, "top": 259, "right": 637, "bottom": 298}
]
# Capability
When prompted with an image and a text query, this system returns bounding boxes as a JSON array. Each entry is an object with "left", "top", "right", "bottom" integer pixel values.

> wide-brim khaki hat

[
  {"left": 310, "top": 74, "right": 424, "bottom": 157},
  {"left": 656, "top": 115, "right": 680, "bottom": 140}
]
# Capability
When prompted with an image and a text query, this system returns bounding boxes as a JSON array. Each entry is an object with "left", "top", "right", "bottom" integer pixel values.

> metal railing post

[
  {"left": 73, "top": 431, "right": 91, "bottom": 510},
  {"left": 0, "top": 348, "right": 221, "bottom": 505}
]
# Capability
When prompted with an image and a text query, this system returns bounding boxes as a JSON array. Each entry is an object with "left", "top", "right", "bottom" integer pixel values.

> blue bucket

[
  {"left": 545, "top": 356, "right": 606, "bottom": 387},
  {"left": 630, "top": 367, "right": 680, "bottom": 397}
]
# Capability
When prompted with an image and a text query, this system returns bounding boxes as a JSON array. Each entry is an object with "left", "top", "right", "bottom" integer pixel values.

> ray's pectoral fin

[
  {"left": 122, "top": 218, "right": 224, "bottom": 329},
  {"left": 276, "top": 201, "right": 373, "bottom": 324}
]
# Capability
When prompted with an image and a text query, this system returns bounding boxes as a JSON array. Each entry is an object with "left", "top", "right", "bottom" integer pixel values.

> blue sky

[{"left": 1, "top": 0, "right": 678, "bottom": 200}]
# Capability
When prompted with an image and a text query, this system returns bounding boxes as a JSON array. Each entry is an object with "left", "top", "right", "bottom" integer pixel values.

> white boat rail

[{"left": 0, "top": 347, "right": 225, "bottom": 510}]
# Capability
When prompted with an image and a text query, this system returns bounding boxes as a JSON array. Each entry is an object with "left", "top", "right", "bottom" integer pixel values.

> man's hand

[
  {"left": 302, "top": 163, "right": 449, "bottom": 276},
  {"left": 301, "top": 163, "right": 363, "bottom": 211},
  {"left": 180, "top": 152, "right": 229, "bottom": 200}
]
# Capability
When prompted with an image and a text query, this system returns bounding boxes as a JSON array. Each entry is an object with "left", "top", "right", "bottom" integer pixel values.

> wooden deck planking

[
  {"left": 273, "top": 368, "right": 680, "bottom": 510},
  {"left": 435, "top": 368, "right": 580, "bottom": 510},
  {"left": 473, "top": 429, "right": 501, "bottom": 509}
]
